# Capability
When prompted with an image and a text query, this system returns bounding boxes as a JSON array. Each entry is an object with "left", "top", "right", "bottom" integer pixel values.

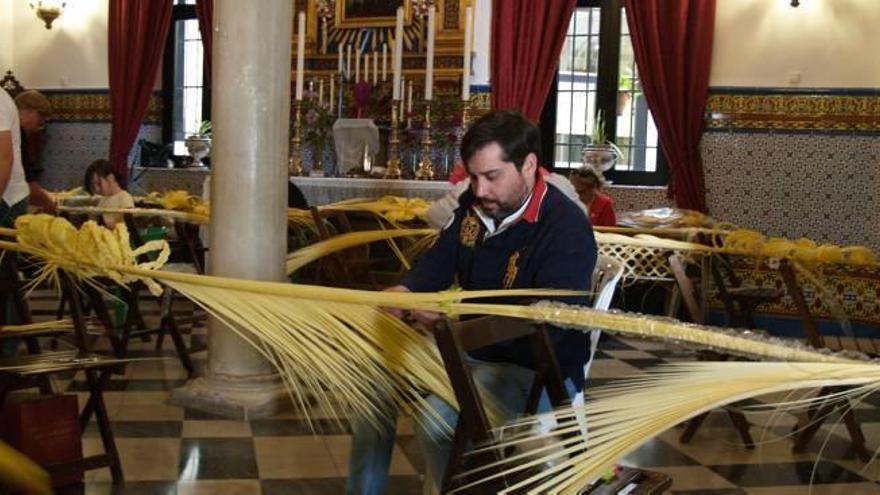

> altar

[{"left": 291, "top": 176, "right": 452, "bottom": 205}]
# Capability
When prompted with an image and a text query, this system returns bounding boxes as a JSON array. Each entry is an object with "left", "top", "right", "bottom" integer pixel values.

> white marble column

[{"left": 171, "top": 0, "right": 292, "bottom": 418}]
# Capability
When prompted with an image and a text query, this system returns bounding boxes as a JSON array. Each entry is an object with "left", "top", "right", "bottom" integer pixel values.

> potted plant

[
  {"left": 582, "top": 111, "right": 622, "bottom": 172},
  {"left": 185, "top": 120, "right": 212, "bottom": 168}
]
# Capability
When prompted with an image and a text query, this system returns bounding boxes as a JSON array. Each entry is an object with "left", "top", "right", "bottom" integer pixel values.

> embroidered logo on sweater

[
  {"left": 459, "top": 214, "right": 480, "bottom": 247},
  {"left": 503, "top": 251, "right": 520, "bottom": 289}
]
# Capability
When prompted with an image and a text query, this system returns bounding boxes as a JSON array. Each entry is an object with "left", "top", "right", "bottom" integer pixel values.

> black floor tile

[
  {"left": 621, "top": 437, "right": 700, "bottom": 468},
  {"left": 621, "top": 358, "right": 667, "bottom": 370},
  {"left": 598, "top": 336, "right": 637, "bottom": 351},
  {"left": 710, "top": 461, "right": 866, "bottom": 486},
  {"left": 184, "top": 407, "right": 244, "bottom": 421},
  {"left": 69, "top": 481, "right": 177, "bottom": 495},
  {"left": 179, "top": 438, "right": 259, "bottom": 479},
  {"left": 83, "top": 420, "right": 183, "bottom": 438}
]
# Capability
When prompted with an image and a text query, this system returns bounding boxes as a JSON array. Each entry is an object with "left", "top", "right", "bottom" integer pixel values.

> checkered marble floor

[{"left": 16, "top": 288, "right": 880, "bottom": 494}]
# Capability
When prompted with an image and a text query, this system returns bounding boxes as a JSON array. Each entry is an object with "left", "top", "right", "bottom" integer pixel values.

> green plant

[
  {"left": 590, "top": 110, "right": 609, "bottom": 145},
  {"left": 195, "top": 120, "right": 212, "bottom": 138}
]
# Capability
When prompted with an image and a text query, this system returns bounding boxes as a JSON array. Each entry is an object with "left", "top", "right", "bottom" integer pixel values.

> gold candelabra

[
  {"left": 415, "top": 101, "right": 434, "bottom": 180},
  {"left": 384, "top": 100, "right": 402, "bottom": 179},
  {"left": 289, "top": 100, "right": 304, "bottom": 176}
]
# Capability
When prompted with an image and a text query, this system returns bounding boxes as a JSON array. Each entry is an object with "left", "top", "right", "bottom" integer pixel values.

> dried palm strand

[
  {"left": 57, "top": 205, "right": 209, "bottom": 225},
  {"left": 141, "top": 189, "right": 210, "bottom": 217},
  {"left": 285, "top": 228, "right": 436, "bottom": 274},
  {"left": 454, "top": 361, "right": 880, "bottom": 494},
  {"left": 0, "top": 319, "right": 72, "bottom": 332},
  {"left": 319, "top": 196, "right": 431, "bottom": 224},
  {"left": 0, "top": 440, "right": 51, "bottom": 495}
]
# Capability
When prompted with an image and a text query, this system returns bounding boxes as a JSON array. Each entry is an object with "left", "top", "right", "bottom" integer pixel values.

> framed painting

[{"left": 335, "top": 0, "right": 413, "bottom": 28}]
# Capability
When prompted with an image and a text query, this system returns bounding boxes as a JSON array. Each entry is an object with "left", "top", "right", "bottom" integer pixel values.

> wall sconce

[
  {"left": 30, "top": 1, "right": 66, "bottom": 29},
  {"left": 790, "top": 0, "right": 800, "bottom": 6}
]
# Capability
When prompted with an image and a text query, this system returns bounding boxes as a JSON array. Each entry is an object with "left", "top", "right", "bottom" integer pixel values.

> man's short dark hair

[
  {"left": 460, "top": 109, "right": 542, "bottom": 170},
  {"left": 83, "top": 159, "right": 116, "bottom": 194}
]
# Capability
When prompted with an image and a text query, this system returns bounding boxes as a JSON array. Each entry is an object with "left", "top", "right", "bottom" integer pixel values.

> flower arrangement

[
  {"left": 412, "top": 0, "right": 435, "bottom": 18},
  {"left": 298, "top": 89, "right": 335, "bottom": 166},
  {"left": 316, "top": 0, "right": 334, "bottom": 21}
]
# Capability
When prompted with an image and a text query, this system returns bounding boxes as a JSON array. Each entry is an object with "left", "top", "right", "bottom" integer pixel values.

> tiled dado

[
  {"left": 701, "top": 87, "right": 880, "bottom": 250},
  {"left": 43, "top": 89, "right": 162, "bottom": 124},
  {"left": 705, "top": 87, "right": 880, "bottom": 133}
]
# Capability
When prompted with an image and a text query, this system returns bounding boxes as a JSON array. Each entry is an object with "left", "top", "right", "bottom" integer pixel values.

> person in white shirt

[
  {"left": 83, "top": 158, "right": 134, "bottom": 229},
  {"left": 0, "top": 89, "right": 31, "bottom": 227}
]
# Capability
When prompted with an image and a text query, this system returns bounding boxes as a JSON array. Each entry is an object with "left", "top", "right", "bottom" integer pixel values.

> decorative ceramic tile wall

[
  {"left": 606, "top": 185, "right": 669, "bottom": 212},
  {"left": 40, "top": 122, "right": 160, "bottom": 190},
  {"left": 702, "top": 88, "right": 880, "bottom": 250},
  {"left": 36, "top": 89, "right": 162, "bottom": 190}
]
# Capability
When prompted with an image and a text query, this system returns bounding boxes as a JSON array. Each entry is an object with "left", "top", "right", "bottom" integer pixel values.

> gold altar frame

[{"left": 335, "top": 0, "right": 413, "bottom": 28}]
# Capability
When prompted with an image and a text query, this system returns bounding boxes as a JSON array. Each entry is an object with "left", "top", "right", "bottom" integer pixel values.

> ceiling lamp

[{"left": 30, "top": 1, "right": 66, "bottom": 29}]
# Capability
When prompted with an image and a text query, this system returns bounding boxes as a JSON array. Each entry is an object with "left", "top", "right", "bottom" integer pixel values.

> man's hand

[{"left": 383, "top": 285, "right": 442, "bottom": 328}]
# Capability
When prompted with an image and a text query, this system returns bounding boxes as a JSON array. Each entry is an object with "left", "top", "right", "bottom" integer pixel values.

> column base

[{"left": 170, "top": 375, "right": 291, "bottom": 420}]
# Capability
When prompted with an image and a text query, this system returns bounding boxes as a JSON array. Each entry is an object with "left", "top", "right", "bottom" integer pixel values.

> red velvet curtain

[
  {"left": 624, "top": 0, "right": 715, "bottom": 212},
  {"left": 196, "top": 0, "right": 213, "bottom": 72},
  {"left": 108, "top": 0, "right": 172, "bottom": 185},
  {"left": 491, "top": 0, "right": 577, "bottom": 121}
]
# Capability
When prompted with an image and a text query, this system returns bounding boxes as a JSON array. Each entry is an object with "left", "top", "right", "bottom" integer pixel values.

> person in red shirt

[{"left": 571, "top": 165, "right": 616, "bottom": 226}]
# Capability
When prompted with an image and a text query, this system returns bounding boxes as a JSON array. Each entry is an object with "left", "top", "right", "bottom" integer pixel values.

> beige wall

[
  {"left": 0, "top": 0, "right": 12, "bottom": 72},
  {"left": 11, "top": 0, "right": 109, "bottom": 88},
  {"left": 711, "top": 0, "right": 880, "bottom": 88}
]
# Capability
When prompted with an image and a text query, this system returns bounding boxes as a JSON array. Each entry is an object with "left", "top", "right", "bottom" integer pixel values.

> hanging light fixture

[{"left": 29, "top": 1, "right": 66, "bottom": 29}]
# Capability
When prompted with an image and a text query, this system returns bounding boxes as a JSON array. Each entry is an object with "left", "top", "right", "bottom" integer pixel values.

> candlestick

[
  {"left": 346, "top": 45, "right": 352, "bottom": 80},
  {"left": 416, "top": 102, "right": 434, "bottom": 180},
  {"left": 321, "top": 18, "right": 328, "bottom": 54},
  {"left": 355, "top": 49, "right": 361, "bottom": 82},
  {"left": 382, "top": 43, "right": 388, "bottom": 81},
  {"left": 406, "top": 80, "right": 413, "bottom": 128},
  {"left": 364, "top": 53, "right": 369, "bottom": 85},
  {"left": 385, "top": 100, "right": 402, "bottom": 179},
  {"left": 318, "top": 79, "right": 324, "bottom": 106},
  {"left": 338, "top": 48, "right": 343, "bottom": 74},
  {"left": 372, "top": 51, "right": 378, "bottom": 85},
  {"left": 295, "top": 12, "right": 305, "bottom": 100},
  {"left": 290, "top": 100, "right": 304, "bottom": 176},
  {"left": 399, "top": 77, "right": 406, "bottom": 122},
  {"left": 462, "top": 6, "right": 473, "bottom": 101},
  {"left": 424, "top": 6, "right": 436, "bottom": 100}
]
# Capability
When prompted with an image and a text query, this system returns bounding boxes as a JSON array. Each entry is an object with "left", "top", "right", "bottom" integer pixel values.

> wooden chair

[
  {"left": 433, "top": 316, "right": 572, "bottom": 494},
  {"left": 0, "top": 271, "right": 134, "bottom": 484},
  {"left": 307, "top": 207, "right": 382, "bottom": 289}
]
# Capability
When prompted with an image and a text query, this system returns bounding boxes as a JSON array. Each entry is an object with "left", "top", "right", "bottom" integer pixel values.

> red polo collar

[{"left": 522, "top": 167, "right": 549, "bottom": 223}]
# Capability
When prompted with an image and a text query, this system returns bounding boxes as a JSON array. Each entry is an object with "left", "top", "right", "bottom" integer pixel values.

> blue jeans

[{"left": 346, "top": 359, "right": 575, "bottom": 494}]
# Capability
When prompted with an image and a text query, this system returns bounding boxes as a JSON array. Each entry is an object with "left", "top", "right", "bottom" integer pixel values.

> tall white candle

[
  {"left": 373, "top": 51, "right": 378, "bottom": 85},
  {"left": 355, "top": 49, "right": 361, "bottom": 82},
  {"left": 392, "top": 7, "right": 404, "bottom": 100},
  {"left": 346, "top": 45, "right": 352, "bottom": 79},
  {"left": 425, "top": 6, "right": 436, "bottom": 100},
  {"left": 318, "top": 79, "right": 324, "bottom": 105},
  {"left": 407, "top": 80, "right": 413, "bottom": 113},
  {"left": 338, "top": 49, "right": 343, "bottom": 74},
  {"left": 295, "top": 11, "right": 306, "bottom": 101},
  {"left": 364, "top": 53, "right": 369, "bottom": 84},
  {"left": 382, "top": 43, "right": 388, "bottom": 81},
  {"left": 321, "top": 18, "right": 328, "bottom": 54},
  {"left": 461, "top": 7, "right": 473, "bottom": 101}
]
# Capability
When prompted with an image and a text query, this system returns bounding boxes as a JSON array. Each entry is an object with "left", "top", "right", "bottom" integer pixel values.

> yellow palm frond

[
  {"left": 0, "top": 440, "right": 52, "bottom": 495},
  {"left": 454, "top": 362, "right": 880, "bottom": 494},
  {"left": 285, "top": 228, "right": 436, "bottom": 274}
]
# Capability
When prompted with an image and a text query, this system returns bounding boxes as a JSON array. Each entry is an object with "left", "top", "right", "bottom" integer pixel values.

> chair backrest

[{"left": 433, "top": 316, "right": 570, "bottom": 492}]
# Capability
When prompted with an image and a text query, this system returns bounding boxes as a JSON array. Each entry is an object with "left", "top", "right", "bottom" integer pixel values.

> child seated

[{"left": 83, "top": 159, "right": 134, "bottom": 229}]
